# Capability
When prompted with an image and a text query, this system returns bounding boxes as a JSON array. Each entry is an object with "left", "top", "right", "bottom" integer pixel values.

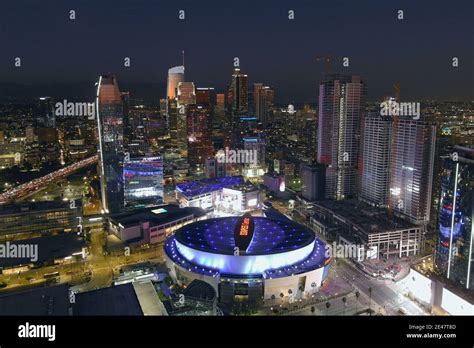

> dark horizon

[{"left": 0, "top": 0, "right": 472, "bottom": 103}]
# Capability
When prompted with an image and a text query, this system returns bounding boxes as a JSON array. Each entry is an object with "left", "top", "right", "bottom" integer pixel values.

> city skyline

[{"left": 0, "top": 1, "right": 472, "bottom": 344}]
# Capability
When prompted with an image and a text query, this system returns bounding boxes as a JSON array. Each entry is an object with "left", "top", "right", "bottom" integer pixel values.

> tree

[
  {"left": 325, "top": 301, "right": 331, "bottom": 316},
  {"left": 355, "top": 291, "right": 360, "bottom": 314},
  {"left": 342, "top": 297, "right": 347, "bottom": 315}
]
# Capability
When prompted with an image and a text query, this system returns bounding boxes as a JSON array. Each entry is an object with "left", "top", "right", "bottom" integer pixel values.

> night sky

[{"left": 0, "top": 0, "right": 472, "bottom": 103}]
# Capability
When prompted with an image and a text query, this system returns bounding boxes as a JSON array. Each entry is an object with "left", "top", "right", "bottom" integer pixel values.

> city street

[{"left": 0, "top": 226, "right": 166, "bottom": 295}]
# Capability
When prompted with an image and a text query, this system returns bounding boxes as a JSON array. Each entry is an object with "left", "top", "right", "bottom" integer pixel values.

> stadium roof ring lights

[{"left": 165, "top": 214, "right": 331, "bottom": 299}]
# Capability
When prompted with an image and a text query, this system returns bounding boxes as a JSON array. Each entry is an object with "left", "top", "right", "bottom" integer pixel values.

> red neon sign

[{"left": 239, "top": 217, "right": 250, "bottom": 236}]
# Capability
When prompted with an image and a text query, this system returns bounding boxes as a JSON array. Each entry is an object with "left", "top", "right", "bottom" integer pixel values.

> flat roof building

[
  {"left": 108, "top": 204, "right": 206, "bottom": 245},
  {"left": 0, "top": 199, "right": 82, "bottom": 240}
]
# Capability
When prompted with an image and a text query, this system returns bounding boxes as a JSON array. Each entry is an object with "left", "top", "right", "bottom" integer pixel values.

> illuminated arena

[{"left": 164, "top": 214, "right": 331, "bottom": 306}]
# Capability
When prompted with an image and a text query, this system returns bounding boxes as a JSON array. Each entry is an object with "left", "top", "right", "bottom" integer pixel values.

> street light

[
  {"left": 368, "top": 287, "right": 373, "bottom": 316},
  {"left": 355, "top": 291, "right": 360, "bottom": 315}
]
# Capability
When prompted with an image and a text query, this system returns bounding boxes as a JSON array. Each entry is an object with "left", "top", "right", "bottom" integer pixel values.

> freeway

[{"left": 0, "top": 155, "right": 98, "bottom": 204}]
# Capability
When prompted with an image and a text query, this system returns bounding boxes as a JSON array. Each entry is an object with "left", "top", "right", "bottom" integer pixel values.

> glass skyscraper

[
  {"left": 96, "top": 75, "right": 125, "bottom": 214},
  {"left": 435, "top": 145, "right": 474, "bottom": 290}
]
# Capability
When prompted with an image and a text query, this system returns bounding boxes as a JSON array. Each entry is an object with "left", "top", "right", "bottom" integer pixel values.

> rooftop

[
  {"left": 73, "top": 283, "right": 143, "bottom": 315},
  {"left": 315, "top": 199, "right": 416, "bottom": 234},
  {"left": 0, "top": 199, "right": 82, "bottom": 216},
  {"left": 176, "top": 176, "right": 244, "bottom": 199},
  {"left": 109, "top": 204, "right": 206, "bottom": 228},
  {"left": 0, "top": 233, "right": 85, "bottom": 268},
  {"left": 225, "top": 182, "right": 259, "bottom": 193},
  {"left": 0, "top": 284, "right": 70, "bottom": 315}
]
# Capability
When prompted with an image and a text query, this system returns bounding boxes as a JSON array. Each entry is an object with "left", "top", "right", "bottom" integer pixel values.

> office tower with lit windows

[
  {"left": 228, "top": 68, "right": 249, "bottom": 147},
  {"left": 360, "top": 113, "right": 392, "bottom": 207},
  {"left": 230, "top": 68, "right": 248, "bottom": 113},
  {"left": 124, "top": 156, "right": 164, "bottom": 209},
  {"left": 186, "top": 104, "right": 213, "bottom": 169},
  {"left": 196, "top": 87, "right": 216, "bottom": 106},
  {"left": 317, "top": 74, "right": 366, "bottom": 200},
  {"left": 388, "top": 118, "right": 436, "bottom": 225},
  {"left": 214, "top": 93, "right": 226, "bottom": 128},
  {"left": 127, "top": 105, "right": 152, "bottom": 157},
  {"left": 121, "top": 92, "right": 131, "bottom": 145},
  {"left": 241, "top": 134, "right": 267, "bottom": 179},
  {"left": 177, "top": 82, "right": 196, "bottom": 107},
  {"left": 435, "top": 146, "right": 474, "bottom": 290},
  {"left": 253, "top": 84, "right": 274, "bottom": 127},
  {"left": 96, "top": 74, "right": 125, "bottom": 214},
  {"left": 176, "top": 81, "right": 196, "bottom": 154},
  {"left": 168, "top": 98, "right": 178, "bottom": 140},
  {"left": 36, "top": 96, "right": 56, "bottom": 128},
  {"left": 166, "top": 65, "right": 185, "bottom": 146}
]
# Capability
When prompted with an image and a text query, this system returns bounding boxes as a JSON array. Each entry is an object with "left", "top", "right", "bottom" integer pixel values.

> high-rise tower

[
  {"left": 317, "top": 74, "right": 366, "bottom": 200},
  {"left": 388, "top": 117, "right": 436, "bottom": 225},
  {"left": 435, "top": 146, "right": 473, "bottom": 289},
  {"left": 96, "top": 75, "right": 125, "bottom": 214},
  {"left": 360, "top": 113, "right": 392, "bottom": 207}
]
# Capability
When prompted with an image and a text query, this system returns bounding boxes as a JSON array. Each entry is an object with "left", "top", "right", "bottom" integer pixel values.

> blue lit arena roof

[
  {"left": 165, "top": 216, "right": 330, "bottom": 276},
  {"left": 174, "top": 217, "right": 314, "bottom": 255}
]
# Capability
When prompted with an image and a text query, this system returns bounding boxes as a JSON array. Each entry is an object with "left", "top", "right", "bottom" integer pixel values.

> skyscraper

[
  {"left": 186, "top": 104, "right": 213, "bottom": 168},
  {"left": 435, "top": 146, "right": 474, "bottom": 290},
  {"left": 388, "top": 118, "right": 436, "bottom": 225},
  {"left": 167, "top": 66, "right": 185, "bottom": 100},
  {"left": 166, "top": 65, "right": 185, "bottom": 148},
  {"left": 96, "top": 75, "right": 125, "bottom": 214},
  {"left": 317, "top": 74, "right": 366, "bottom": 200},
  {"left": 360, "top": 113, "right": 392, "bottom": 207},
  {"left": 196, "top": 87, "right": 216, "bottom": 106},
  {"left": 230, "top": 68, "right": 248, "bottom": 113},
  {"left": 177, "top": 82, "right": 196, "bottom": 107},
  {"left": 121, "top": 92, "right": 131, "bottom": 146},
  {"left": 228, "top": 68, "right": 249, "bottom": 148},
  {"left": 176, "top": 82, "right": 196, "bottom": 154},
  {"left": 36, "top": 97, "right": 56, "bottom": 128},
  {"left": 253, "top": 84, "right": 274, "bottom": 127}
]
